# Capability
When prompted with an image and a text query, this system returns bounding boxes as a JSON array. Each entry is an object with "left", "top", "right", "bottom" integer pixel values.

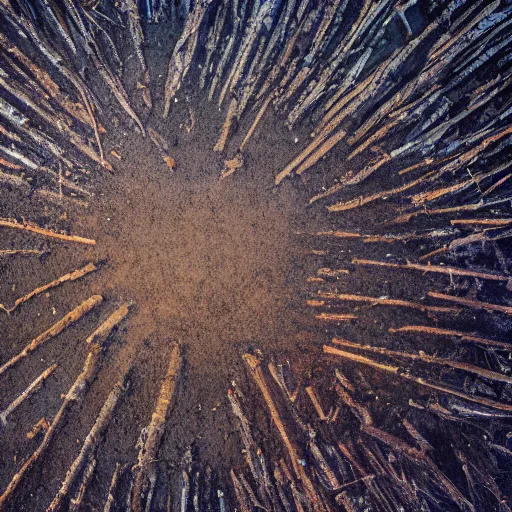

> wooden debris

[
  {"left": 69, "top": 454, "right": 97, "bottom": 512},
  {"left": 305, "top": 386, "right": 335, "bottom": 421},
  {"left": 239, "top": 94, "right": 273, "bottom": 152},
  {"left": 119, "top": 0, "right": 151, "bottom": 108},
  {"left": 0, "top": 304, "right": 129, "bottom": 507},
  {"left": 335, "top": 386, "right": 475, "bottom": 511},
  {"left": 0, "top": 250, "right": 44, "bottom": 257},
  {"left": 428, "top": 292, "right": 512, "bottom": 316},
  {"left": 86, "top": 304, "right": 130, "bottom": 345},
  {"left": 352, "top": 259, "right": 511, "bottom": 283},
  {"left": 450, "top": 219, "right": 512, "bottom": 226},
  {"left": 0, "top": 262, "right": 98, "bottom": 314},
  {"left": 148, "top": 127, "right": 176, "bottom": 171},
  {"left": 0, "top": 218, "right": 96, "bottom": 245},
  {"left": 103, "top": 463, "right": 123, "bottom": 512},
  {"left": 389, "top": 325, "right": 511, "bottom": 351},
  {"left": 331, "top": 337, "right": 512, "bottom": 385},
  {"left": 220, "top": 153, "right": 244, "bottom": 180},
  {"left": 0, "top": 364, "right": 56, "bottom": 425},
  {"left": 317, "top": 268, "right": 349, "bottom": 277},
  {"left": 0, "top": 295, "right": 103, "bottom": 377},
  {"left": 324, "top": 345, "right": 512, "bottom": 412},
  {"left": 268, "top": 363, "right": 301, "bottom": 404},
  {"left": 243, "top": 353, "right": 327, "bottom": 511},
  {"left": 315, "top": 313, "right": 357, "bottom": 322},
  {"left": 295, "top": 130, "right": 347, "bottom": 182},
  {"left": 317, "top": 292, "right": 459, "bottom": 313},
  {"left": 131, "top": 344, "right": 182, "bottom": 512},
  {"left": 327, "top": 170, "right": 438, "bottom": 211},
  {"left": 48, "top": 378, "right": 127, "bottom": 511},
  {"left": 27, "top": 417, "right": 50, "bottom": 439},
  {"left": 163, "top": 1, "right": 208, "bottom": 117},
  {"left": 214, "top": 98, "right": 238, "bottom": 152}
]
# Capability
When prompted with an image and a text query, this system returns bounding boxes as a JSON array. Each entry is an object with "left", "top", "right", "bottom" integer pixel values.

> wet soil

[
  {"left": 1, "top": 15, "right": 511, "bottom": 512},
  {"left": 0, "top": 67, "right": 328, "bottom": 508}
]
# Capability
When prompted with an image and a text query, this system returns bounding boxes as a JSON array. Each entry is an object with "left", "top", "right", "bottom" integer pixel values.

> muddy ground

[
  {"left": 1, "top": 15, "right": 512, "bottom": 512},
  {"left": 0, "top": 20, "right": 328, "bottom": 507}
]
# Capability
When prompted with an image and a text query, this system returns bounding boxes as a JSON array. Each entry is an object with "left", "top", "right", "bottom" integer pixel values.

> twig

[
  {"left": 0, "top": 262, "right": 98, "bottom": 314},
  {"left": 450, "top": 219, "right": 512, "bottom": 226},
  {"left": 27, "top": 417, "right": 50, "bottom": 439},
  {"left": 0, "top": 304, "right": 129, "bottom": 507},
  {"left": 48, "top": 377, "right": 127, "bottom": 511},
  {"left": 0, "top": 364, "right": 57, "bottom": 425},
  {"left": 214, "top": 98, "right": 238, "bottom": 152},
  {"left": 331, "top": 337, "right": 512, "bottom": 384},
  {"left": 389, "top": 325, "right": 511, "bottom": 351},
  {"left": 318, "top": 292, "right": 459, "bottom": 313},
  {"left": 324, "top": 345, "right": 512, "bottom": 412},
  {"left": 0, "top": 218, "right": 96, "bottom": 245},
  {"left": 315, "top": 313, "right": 357, "bottom": 322},
  {"left": 0, "top": 295, "right": 103, "bottom": 377},
  {"left": 305, "top": 385, "right": 336, "bottom": 421},
  {"left": 0, "top": 250, "right": 44, "bottom": 257},
  {"left": 69, "top": 454, "right": 97, "bottom": 511},
  {"left": 103, "top": 463, "right": 123, "bottom": 512},
  {"left": 428, "top": 292, "right": 512, "bottom": 315},
  {"left": 131, "top": 344, "right": 182, "bottom": 512},
  {"left": 352, "top": 259, "right": 511, "bottom": 283}
]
